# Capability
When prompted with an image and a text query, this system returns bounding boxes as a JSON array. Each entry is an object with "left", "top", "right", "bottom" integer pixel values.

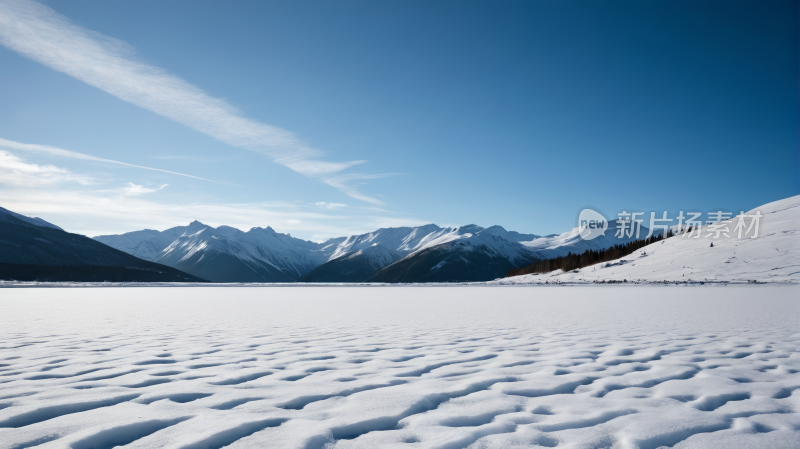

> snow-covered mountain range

[
  {"left": 493, "top": 195, "right": 800, "bottom": 284},
  {"left": 95, "top": 223, "right": 552, "bottom": 282},
  {"left": 91, "top": 195, "right": 798, "bottom": 284},
  {"left": 96, "top": 222, "right": 325, "bottom": 282}
]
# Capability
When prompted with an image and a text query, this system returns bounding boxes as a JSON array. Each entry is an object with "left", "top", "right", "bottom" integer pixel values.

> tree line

[{"left": 505, "top": 228, "right": 681, "bottom": 278}]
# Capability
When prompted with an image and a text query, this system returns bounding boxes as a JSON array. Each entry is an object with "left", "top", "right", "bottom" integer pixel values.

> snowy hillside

[
  {"left": 94, "top": 229, "right": 161, "bottom": 254},
  {"left": 96, "top": 223, "right": 226, "bottom": 262},
  {"left": 494, "top": 195, "right": 800, "bottom": 284},
  {"left": 326, "top": 224, "right": 442, "bottom": 260},
  {"left": 408, "top": 225, "right": 543, "bottom": 263}
]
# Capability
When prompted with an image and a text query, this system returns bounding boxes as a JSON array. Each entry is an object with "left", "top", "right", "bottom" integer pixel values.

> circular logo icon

[{"left": 578, "top": 208, "right": 608, "bottom": 240}]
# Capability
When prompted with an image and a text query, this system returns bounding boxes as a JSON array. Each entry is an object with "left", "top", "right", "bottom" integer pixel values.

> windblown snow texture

[
  {"left": 495, "top": 195, "right": 800, "bottom": 285},
  {"left": 0, "top": 211, "right": 206, "bottom": 283},
  {"left": 0, "top": 287, "right": 798, "bottom": 448}
]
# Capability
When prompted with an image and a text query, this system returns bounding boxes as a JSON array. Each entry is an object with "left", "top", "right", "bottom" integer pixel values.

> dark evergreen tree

[{"left": 506, "top": 230, "right": 675, "bottom": 278}]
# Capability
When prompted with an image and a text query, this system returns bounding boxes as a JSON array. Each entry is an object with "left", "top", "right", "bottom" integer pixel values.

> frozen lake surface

[{"left": 1, "top": 286, "right": 799, "bottom": 449}]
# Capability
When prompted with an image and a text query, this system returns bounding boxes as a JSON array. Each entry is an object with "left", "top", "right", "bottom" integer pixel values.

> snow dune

[{"left": 1, "top": 286, "right": 798, "bottom": 448}]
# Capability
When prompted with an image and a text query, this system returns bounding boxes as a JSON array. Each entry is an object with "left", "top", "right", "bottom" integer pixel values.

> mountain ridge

[
  {"left": 0, "top": 206, "right": 63, "bottom": 231},
  {"left": 92, "top": 216, "right": 665, "bottom": 283},
  {"left": 94, "top": 222, "right": 546, "bottom": 283}
]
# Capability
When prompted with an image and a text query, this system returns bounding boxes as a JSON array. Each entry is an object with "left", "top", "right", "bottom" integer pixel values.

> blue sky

[{"left": 0, "top": 0, "right": 797, "bottom": 241}]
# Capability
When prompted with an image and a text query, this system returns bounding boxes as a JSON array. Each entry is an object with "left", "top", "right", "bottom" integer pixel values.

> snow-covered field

[{"left": 1, "top": 286, "right": 799, "bottom": 449}]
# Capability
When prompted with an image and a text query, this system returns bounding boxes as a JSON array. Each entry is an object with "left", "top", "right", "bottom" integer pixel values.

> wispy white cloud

[
  {"left": 0, "top": 137, "right": 221, "bottom": 183},
  {"left": 2, "top": 187, "right": 426, "bottom": 240},
  {"left": 151, "top": 155, "right": 238, "bottom": 163},
  {"left": 0, "top": 0, "right": 386, "bottom": 203},
  {"left": 0, "top": 152, "right": 424, "bottom": 239},
  {"left": 315, "top": 202, "right": 348, "bottom": 210},
  {"left": 278, "top": 158, "right": 367, "bottom": 176},
  {"left": 322, "top": 173, "right": 400, "bottom": 205},
  {"left": 119, "top": 182, "right": 167, "bottom": 196},
  {"left": 0, "top": 150, "right": 95, "bottom": 186}
]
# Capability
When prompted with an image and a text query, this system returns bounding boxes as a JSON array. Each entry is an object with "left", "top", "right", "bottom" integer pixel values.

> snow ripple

[{"left": 0, "top": 286, "right": 798, "bottom": 449}]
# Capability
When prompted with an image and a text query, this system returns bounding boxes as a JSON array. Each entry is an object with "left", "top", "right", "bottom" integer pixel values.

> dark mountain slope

[
  {"left": 298, "top": 245, "right": 399, "bottom": 283},
  {"left": 0, "top": 206, "right": 63, "bottom": 230},
  {"left": 167, "top": 247, "right": 297, "bottom": 283},
  {"left": 0, "top": 263, "right": 204, "bottom": 283},
  {"left": 368, "top": 241, "right": 537, "bottom": 283},
  {"left": 0, "top": 213, "right": 206, "bottom": 283}
]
